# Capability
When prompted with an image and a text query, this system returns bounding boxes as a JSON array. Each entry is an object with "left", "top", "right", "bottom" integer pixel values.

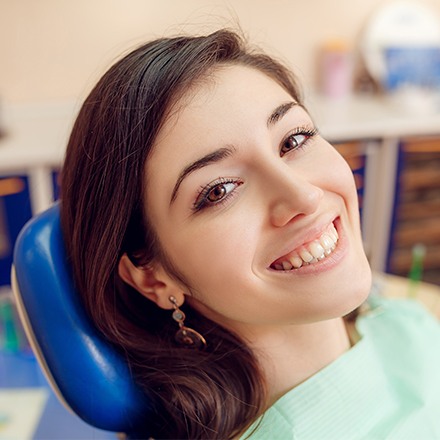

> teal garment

[{"left": 243, "top": 297, "right": 440, "bottom": 440}]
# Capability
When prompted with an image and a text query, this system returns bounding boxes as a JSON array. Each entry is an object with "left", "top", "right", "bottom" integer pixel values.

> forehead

[{"left": 147, "top": 64, "right": 293, "bottom": 171}]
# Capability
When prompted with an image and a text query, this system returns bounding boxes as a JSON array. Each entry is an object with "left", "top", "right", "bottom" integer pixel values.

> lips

[{"left": 270, "top": 221, "right": 339, "bottom": 271}]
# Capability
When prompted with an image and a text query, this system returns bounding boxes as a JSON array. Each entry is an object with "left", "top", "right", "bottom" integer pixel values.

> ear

[{"left": 118, "top": 254, "right": 183, "bottom": 310}]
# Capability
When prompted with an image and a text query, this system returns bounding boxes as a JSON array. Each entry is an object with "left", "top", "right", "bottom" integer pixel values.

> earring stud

[{"left": 169, "top": 296, "right": 206, "bottom": 349}]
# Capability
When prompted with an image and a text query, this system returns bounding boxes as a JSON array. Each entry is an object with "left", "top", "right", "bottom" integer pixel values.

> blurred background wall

[
  {"left": 1, "top": 4, "right": 440, "bottom": 437},
  {"left": 2, "top": 0, "right": 440, "bottom": 103},
  {"left": 1, "top": 0, "right": 440, "bottom": 288}
]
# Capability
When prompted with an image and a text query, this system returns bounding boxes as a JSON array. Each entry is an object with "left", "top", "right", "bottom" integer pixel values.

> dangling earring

[{"left": 169, "top": 296, "right": 206, "bottom": 349}]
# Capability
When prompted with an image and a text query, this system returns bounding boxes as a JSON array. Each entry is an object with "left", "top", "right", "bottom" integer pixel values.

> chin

[
  {"left": 342, "top": 258, "right": 373, "bottom": 316},
  {"left": 318, "top": 252, "right": 372, "bottom": 321}
]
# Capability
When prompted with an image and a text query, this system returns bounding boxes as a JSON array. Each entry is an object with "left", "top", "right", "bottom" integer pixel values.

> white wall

[{"left": 1, "top": 0, "right": 440, "bottom": 103}]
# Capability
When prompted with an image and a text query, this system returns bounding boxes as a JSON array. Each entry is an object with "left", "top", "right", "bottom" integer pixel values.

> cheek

[
  {"left": 320, "top": 145, "right": 359, "bottom": 205},
  {"left": 161, "top": 214, "right": 260, "bottom": 291}
]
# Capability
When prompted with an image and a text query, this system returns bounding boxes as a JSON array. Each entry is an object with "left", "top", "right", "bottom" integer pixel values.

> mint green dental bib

[{"left": 243, "top": 297, "right": 440, "bottom": 440}]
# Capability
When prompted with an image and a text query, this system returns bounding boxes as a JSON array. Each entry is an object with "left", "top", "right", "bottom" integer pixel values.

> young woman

[{"left": 61, "top": 30, "right": 440, "bottom": 439}]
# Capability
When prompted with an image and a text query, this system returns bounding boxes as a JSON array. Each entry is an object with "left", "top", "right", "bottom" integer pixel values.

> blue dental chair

[{"left": 11, "top": 203, "right": 153, "bottom": 437}]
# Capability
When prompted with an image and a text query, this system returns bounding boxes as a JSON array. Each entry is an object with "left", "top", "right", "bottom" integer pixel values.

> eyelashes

[
  {"left": 192, "top": 125, "right": 318, "bottom": 213},
  {"left": 280, "top": 126, "right": 318, "bottom": 157},
  {"left": 193, "top": 177, "right": 243, "bottom": 212}
]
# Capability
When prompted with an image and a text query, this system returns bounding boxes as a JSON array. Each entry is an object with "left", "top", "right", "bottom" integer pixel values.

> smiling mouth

[{"left": 270, "top": 222, "right": 339, "bottom": 271}]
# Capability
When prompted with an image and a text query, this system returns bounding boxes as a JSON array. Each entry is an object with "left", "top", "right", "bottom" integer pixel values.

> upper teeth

[{"left": 272, "top": 223, "right": 339, "bottom": 270}]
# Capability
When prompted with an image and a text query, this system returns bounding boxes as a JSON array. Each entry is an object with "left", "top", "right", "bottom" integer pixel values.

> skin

[{"left": 119, "top": 64, "right": 372, "bottom": 402}]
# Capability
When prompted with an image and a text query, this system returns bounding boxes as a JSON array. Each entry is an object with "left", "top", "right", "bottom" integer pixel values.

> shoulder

[
  {"left": 358, "top": 295, "right": 439, "bottom": 342},
  {"left": 357, "top": 295, "right": 440, "bottom": 381},
  {"left": 361, "top": 294, "right": 438, "bottom": 325},
  {"left": 371, "top": 272, "right": 440, "bottom": 318}
]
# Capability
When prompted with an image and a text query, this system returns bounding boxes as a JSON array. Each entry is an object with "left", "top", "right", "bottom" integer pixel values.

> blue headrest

[{"left": 12, "top": 202, "right": 153, "bottom": 433}]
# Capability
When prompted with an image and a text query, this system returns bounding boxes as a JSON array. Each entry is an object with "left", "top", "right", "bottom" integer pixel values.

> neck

[{"left": 247, "top": 318, "right": 351, "bottom": 405}]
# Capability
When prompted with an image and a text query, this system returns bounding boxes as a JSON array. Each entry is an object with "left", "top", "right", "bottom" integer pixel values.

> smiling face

[{"left": 144, "top": 64, "right": 371, "bottom": 338}]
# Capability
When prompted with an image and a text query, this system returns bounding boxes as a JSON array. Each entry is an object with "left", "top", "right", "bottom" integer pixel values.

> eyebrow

[
  {"left": 170, "top": 147, "right": 235, "bottom": 203},
  {"left": 170, "top": 100, "right": 297, "bottom": 204},
  {"left": 267, "top": 101, "right": 297, "bottom": 127}
]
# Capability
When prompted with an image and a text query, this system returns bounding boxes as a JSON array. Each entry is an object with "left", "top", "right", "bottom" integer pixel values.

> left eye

[
  {"left": 280, "top": 127, "right": 318, "bottom": 157},
  {"left": 280, "top": 133, "right": 308, "bottom": 156}
]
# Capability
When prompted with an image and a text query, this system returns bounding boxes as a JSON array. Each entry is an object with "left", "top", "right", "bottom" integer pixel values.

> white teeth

[
  {"left": 272, "top": 223, "right": 340, "bottom": 271},
  {"left": 328, "top": 225, "right": 338, "bottom": 242},
  {"left": 309, "top": 241, "right": 325, "bottom": 259},
  {"left": 299, "top": 248, "right": 314, "bottom": 263},
  {"left": 290, "top": 255, "right": 303, "bottom": 268},
  {"left": 320, "top": 233, "right": 334, "bottom": 250},
  {"left": 282, "top": 260, "right": 293, "bottom": 270}
]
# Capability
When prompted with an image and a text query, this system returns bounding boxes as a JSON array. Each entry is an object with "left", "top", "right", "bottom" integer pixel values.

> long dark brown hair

[{"left": 61, "top": 29, "right": 302, "bottom": 439}]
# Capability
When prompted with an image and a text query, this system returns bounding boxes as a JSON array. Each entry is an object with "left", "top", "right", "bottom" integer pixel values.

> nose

[{"left": 266, "top": 166, "right": 324, "bottom": 228}]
